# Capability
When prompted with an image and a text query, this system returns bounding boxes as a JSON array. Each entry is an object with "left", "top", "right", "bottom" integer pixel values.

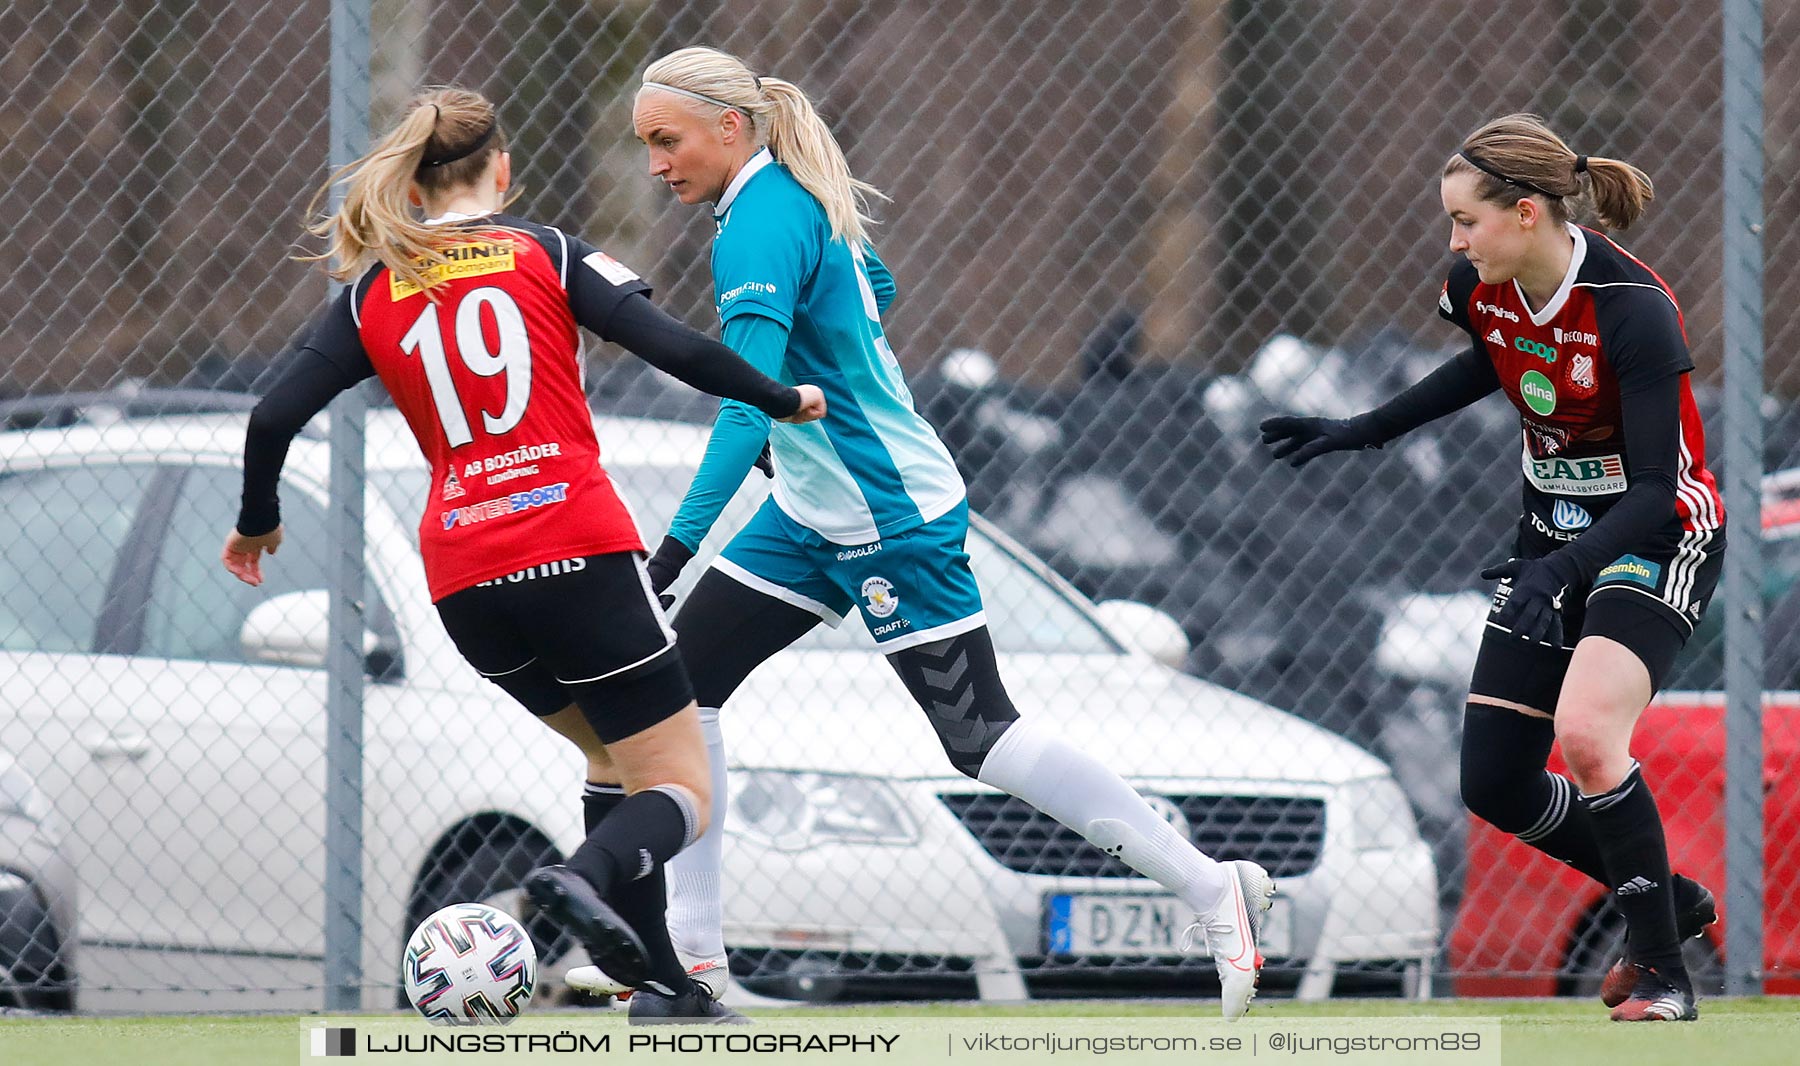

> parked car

[
  {"left": 0, "top": 750, "right": 77, "bottom": 1011},
  {"left": 0, "top": 405, "right": 1434, "bottom": 1008},
  {"left": 1449, "top": 469, "right": 1800, "bottom": 996}
]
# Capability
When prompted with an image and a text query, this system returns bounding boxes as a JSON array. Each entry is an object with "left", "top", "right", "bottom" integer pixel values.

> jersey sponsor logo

[
  {"left": 388, "top": 241, "right": 516, "bottom": 299},
  {"left": 871, "top": 617, "right": 912, "bottom": 637},
  {"left": 582, "top": 251, "right": 639, "bottom": 287},
  {"left": 1525, "top": 453, "right": 1627, "bottom": 495},
  {"left": 1519, "top": 369, "right": 1558, "bottom": 415},
  {"left": 718, "top": 280, "right": 779, "bottom": 308},
  {"left": 861, "top": 575, "right": 899, "bottom": 618},
  {"left": 1486, "top": 328, "right": 1505, "bottom": 346},
  {"left": 1596, "top": 554, "right": 1662, "bottom": 589},
  {"left": 1524, "top": 419, "right": 1572, "bottom": 458},
  {"left": 441, "top": 469, "right": 467, "bottom": 501},
  {"left": 1527, "top": 509, "right": 1581, "bottom": 542},
  {"left": 1439, "top": 287, "right": 1454, "bottom": 315},
  {"left": 465, "top": 443, "right": 563, "bottom": 478},
  {"left": 837, "top": 542, "right": 883, "bottom": 562},
  {"left": 473, "top": 556, "right": 588, "bottom": 587},
  {"left": 440, "top": 482, "right": 570, "bottom": 531},
  {"left": 1514, "top": 336, "right": 1559, "bottom": 363},
  {"left": 1553, "top": 326, "right": 1598, "bottom": 347},
  {"left": 1552, "top": 499, "right": 1593, "bottom": 531},
  {"left": 1477, "top": 300, "right": 1520, "bottom": 323},
  {"left": 1567, "top": 352, "right": 1598, "bottom": 397}
]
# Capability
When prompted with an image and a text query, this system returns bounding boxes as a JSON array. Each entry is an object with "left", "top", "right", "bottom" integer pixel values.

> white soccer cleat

[
  {"left": 565, "top": 952, "right": 727, "bottom": 1001},
  {"left": 1182, "top": 859, "right": 1274, "bottom": 1021}
]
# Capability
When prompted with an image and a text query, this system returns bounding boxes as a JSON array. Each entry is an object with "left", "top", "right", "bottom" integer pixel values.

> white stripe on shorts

[{"left": 711, "top": 557, "right": 846, "bottom": 625}]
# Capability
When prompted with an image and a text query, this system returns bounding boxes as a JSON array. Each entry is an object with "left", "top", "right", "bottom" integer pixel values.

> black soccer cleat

[
  {"left": 628, "top": 980, "right": 750, "bottom": 1025},
  {"left": 522, "top": 865, "right": 653, "bottom": 992},
  {"left": 1609, "top": 964, "right": 1698, "bottom": 1022},
  {"left": 1599, "top": 876, "right": 1717, "bottom": 1008}
]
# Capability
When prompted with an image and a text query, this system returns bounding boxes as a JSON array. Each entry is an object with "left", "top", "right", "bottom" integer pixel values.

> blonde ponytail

[
  {"left": 640, "top": 47, "right": 886, "bottom": 245},
  {"left": 300, "top": 87, "right": 508, "bottom": 298}
]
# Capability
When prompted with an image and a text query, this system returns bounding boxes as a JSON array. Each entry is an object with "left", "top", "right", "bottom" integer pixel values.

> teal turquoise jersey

[{"left": 694, "top": 148, "right": 965, "bottom": 546}]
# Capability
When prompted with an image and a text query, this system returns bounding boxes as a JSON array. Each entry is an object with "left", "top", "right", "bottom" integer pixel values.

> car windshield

[{"left": 371, "top": 460, "right": 1120, "bottom": 656}]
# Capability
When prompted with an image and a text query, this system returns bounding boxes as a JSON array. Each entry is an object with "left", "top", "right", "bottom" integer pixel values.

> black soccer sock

[
  {"left": 580, "top": 783, "right": 689, "bottom": 991},
  {"left": 1460, "top": 704, "right": 1612, "bottom": 885},
  {"left": 1581, "top": 762, "right": 1687, "bottom": 987}
]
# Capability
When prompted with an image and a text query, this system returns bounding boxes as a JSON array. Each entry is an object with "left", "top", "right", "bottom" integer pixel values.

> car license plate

[{"left": 1046, "top": 892, "right": 1291, "bottom": 957}]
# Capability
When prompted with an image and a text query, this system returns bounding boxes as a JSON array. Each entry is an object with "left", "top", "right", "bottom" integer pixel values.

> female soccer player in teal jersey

[{"left": 563, "top": 46, "right": 1272, "bottom": 1021}]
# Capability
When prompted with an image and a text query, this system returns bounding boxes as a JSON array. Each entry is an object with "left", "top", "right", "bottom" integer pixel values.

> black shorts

[
  {"left": 434, "top": 553, "right": 695, "bottom": 743},
  {"left": 1470, "top": 527, "right": 1725, "bottom": 713}
]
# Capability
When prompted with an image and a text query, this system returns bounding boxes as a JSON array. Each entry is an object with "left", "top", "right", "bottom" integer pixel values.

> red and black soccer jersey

[
  {"left": 1438, "top": 223, "right": 1724, "bottom": 557},
  {"left": 300, "top": 214, "right": 654, "bottom": 600},
  {"left": 236, "top": 212, "right": 801, "bottom": 600}
]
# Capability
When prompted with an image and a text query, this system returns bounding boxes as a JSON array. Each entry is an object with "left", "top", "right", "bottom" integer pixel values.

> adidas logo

[
  {"left": 1617, "top": 876, "right": 1659, "bottom": 896},
  {"left": 1487, "top": 328, "right": 1505, "bottom": 346}
]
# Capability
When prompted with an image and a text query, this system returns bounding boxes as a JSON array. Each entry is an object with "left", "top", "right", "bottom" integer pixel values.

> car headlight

[
  {"left": 728, "top": 770, "right": 917, "bottom": 850},
  {"left": 1342, "top": 775, "right": 1419, "bottom": 852}
]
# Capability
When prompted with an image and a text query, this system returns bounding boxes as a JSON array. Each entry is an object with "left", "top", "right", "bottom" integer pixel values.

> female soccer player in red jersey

[
  {"left": 1262, "top": 114, "right": 1724, "bottom": 1022},
  {"left": 219, "top": 87, "right": 822, "bottom": 1022}
]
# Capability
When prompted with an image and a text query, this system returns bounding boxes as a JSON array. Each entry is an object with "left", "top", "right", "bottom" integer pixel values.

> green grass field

[{"left": 2, "top": 998, "right": 1796, "bottom": 1066}]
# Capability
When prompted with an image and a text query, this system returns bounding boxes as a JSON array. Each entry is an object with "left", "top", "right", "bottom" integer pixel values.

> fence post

[
  {"left": 325, "top": 0, "right": 372, "bottom": 1014},
  {"left": 1720, "top": 0, "right": 1766, "bottom": 999}
]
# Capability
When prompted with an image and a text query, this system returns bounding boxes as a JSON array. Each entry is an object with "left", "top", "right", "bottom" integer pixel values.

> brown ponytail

[{"left": 1445, "top": 112, "right": 1654, "bottom": 230}]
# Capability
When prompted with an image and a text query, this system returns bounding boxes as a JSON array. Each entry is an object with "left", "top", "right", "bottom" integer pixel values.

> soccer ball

[{"left": 403, "top": 902, "right": 537, "bottom": 1025}]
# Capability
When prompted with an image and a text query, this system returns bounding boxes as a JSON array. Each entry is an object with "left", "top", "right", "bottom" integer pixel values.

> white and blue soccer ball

[{"left": 403, "top": 902, "right": 537, "bottom": 1025}]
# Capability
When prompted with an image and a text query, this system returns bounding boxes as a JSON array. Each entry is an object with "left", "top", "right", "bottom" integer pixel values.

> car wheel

[
  {"left": 399, "top": 824, "right": 571, "bottom": 1009},
  {"left": 1560, "top": 899, "right": 1725, "bottom": 998},
  {"left": 0, "top": 872, "right": 75, "bottom": 1012}
]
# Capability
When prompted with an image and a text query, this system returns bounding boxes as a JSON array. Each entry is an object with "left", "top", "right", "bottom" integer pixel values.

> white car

[{"left": 0, "top": 407, "right": 1435, "bottom": 1010}]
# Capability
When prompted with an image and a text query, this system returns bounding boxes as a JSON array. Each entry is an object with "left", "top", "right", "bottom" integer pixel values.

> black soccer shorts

[
  {"left": 434, "top": 552, "right": 695, "bottom": 743},
  {"left": 1471, "top": 527, "right": 1725, "bottom": 713}
]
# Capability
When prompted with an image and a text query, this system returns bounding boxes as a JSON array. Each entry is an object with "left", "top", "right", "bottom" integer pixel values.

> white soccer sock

[
  {"left": 976, "top": 717, "right": 1230, "bottom": 916},
  {"left": 665, "top": 707, "right": 727, "bottom": 961}
]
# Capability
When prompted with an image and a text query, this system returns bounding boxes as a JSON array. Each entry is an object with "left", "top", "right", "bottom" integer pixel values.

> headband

[
  {"left": 1457, "top": 148, "right": 1560, "bottom": 200},
  {"left": 642, "top": 80, "right": 756, "bottom": 115},
  {"left": 420, "top": 120, "right": 496, "bottom": 168},
  {"left": 1574, "top": 155, "right": 1589, "bottom": 173}
]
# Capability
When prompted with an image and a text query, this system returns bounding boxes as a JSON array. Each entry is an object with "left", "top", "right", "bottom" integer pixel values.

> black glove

[
  {"left": 1480, "top": 556, "right": 1576, "bottom": 647},
  {"left": 753, "top": 440, "right": 774, "bottom": 478},
  {"left": 1258, "top": 415, "right": 1382, "bottom": 468},
  {"left": 645, "top": 535, "right": 695, "bottom": 609}
]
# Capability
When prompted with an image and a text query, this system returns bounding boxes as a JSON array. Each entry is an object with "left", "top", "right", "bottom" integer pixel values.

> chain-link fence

[{"left": 1, "top": 0, "right": 1793, "bottom": 1012}]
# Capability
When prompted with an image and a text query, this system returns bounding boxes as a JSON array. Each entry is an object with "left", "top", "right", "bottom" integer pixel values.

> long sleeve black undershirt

[
  {"left": 237, "top": 290, "right": 802, "bottom": 536},
  {"left": 1348, "top": 339, "right": 1684, "bottom": 586},
  {"left": 1536, "top": 371, "right": 1683, "bottom": 586},
  {"left": 1355, "top": 343, "right": 1501, "bottom": 445}
]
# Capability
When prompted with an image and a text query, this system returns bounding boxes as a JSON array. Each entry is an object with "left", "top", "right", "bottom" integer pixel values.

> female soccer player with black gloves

[
  {"left": 561, "top": 46, "right": 1276, "bottom": 1021},
  {"left": 220, "top": 87, "right": 823, "bottom": 1023},
  {"left": 1262, "top": 114, "right": 1723, "bottom": 1022}
]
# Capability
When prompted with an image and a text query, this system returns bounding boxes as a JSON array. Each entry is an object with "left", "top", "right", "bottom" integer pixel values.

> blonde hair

[
  {"left": 640, "top": 46, "right": 886, "bottom": 245},
  {"left": 301, "top": 87, "right": 512, "bottom": 298},
  {"left": 1445, "top": 112, "right": 1654, "bottom": 230}
]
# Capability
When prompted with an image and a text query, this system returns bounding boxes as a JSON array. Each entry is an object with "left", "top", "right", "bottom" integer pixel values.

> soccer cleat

[
  {"left": 628, "top": 979, "right": 749, "bottom": 1025},
  {"left": 566, "top": 953, "right": 726, "bottom": 1001},
  {"left": 1599, "top": 877, "right": 1717, "bottom": 1008},
  {"left": 522, "top": 866, "right": 654, "bottom": 993},
  {"left": 1181, "top": 859, "right": 1275, "bottom": 1021},
  {"left": 1608, "top": 964, "right": 1698, "bottom": 1021}
]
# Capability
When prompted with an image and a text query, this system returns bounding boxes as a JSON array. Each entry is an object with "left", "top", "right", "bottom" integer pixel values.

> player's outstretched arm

[
  {"left": 1259, "top": 343, "right": 1499, "bottom": 467},
  {"left": 603, "top": 294, "right": 818, "bottom": 422}
]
